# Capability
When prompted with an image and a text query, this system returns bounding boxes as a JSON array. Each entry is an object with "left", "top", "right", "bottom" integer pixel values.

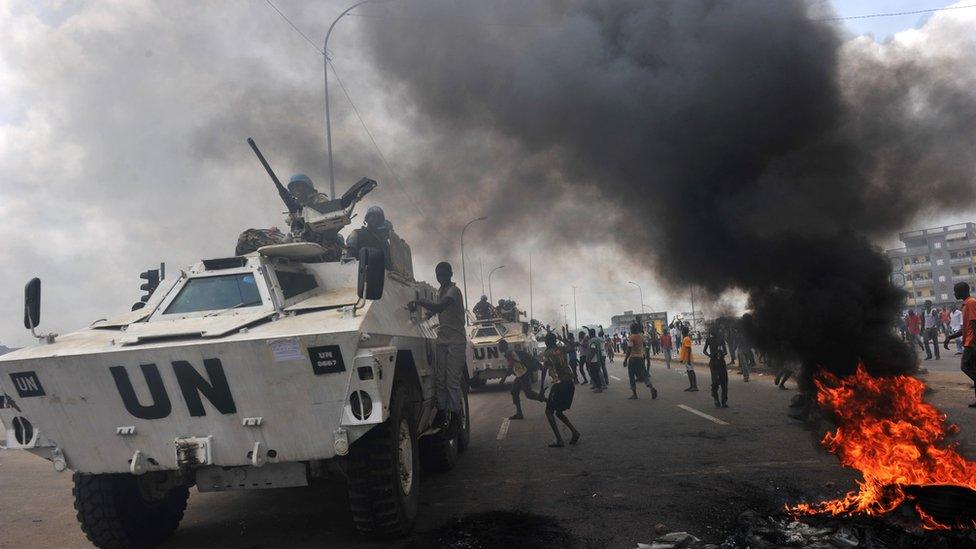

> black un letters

[{"left": 110, "top": 359, "right": 237, "bottom": 420}]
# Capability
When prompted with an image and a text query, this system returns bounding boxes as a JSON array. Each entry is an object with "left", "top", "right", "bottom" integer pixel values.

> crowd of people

[
  {"left": 900, "top": 299, "right": 965, "bottom": 360},
  {"left": 496, "top": 314, "right": 790, "bottom": 436},
  {"left": 412, "top": 258, "right": 976, "bottom": 449},
  {"left": 900, "top": 283, "right": 976, "bottom": 408},
  {"left": 491, "top": 311, "right": 805, "bottom": 444},
  {"left": 884, "top": 284, "right": 976, "bottom": 409}
]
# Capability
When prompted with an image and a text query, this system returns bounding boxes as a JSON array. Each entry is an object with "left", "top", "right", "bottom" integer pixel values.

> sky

[
  {"left": 833, "top": 0, "right": 963, "bottom": 38},
  {"left": 0, "top": 0, "right": 974, "bottom": 348}
]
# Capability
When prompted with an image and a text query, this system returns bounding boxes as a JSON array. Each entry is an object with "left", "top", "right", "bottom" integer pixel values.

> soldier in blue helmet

[
  {"left": 235, "top": 174, "right": 343, "bottom": 256},
  {"left": 346, "top": 205, "right": 391, "bottom": 268},
  {"left": 287, "top": 174, "right": 344, "bottom": 256},
  {"left": 286, "top": 173, "right": 331, "bottom": 212}
]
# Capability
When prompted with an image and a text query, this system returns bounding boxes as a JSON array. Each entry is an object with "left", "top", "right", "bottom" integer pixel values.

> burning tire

[
  {"left": 347, "top": 382, "right": 420, "bottom": 537},
  {"left": 72, "top": 472, "right": 189, "bottom": 549}
]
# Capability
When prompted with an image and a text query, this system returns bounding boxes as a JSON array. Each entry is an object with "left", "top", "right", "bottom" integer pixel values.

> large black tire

[
  {"left": 73, "top": 472, "right": 189, "bottom": 549},
  {"left": 347, "top": 383, "right": 420, "bottom": 537}
]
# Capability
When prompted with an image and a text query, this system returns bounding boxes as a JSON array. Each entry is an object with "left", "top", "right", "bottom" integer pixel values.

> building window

[
  {"left": 937, "top": 259, "right": 944, "bottom": 266},
  {"left": 939, "top": 276, "right": 946, "bottom": 282},
  {"left": 942, "top": 293, "right": 949, "bottom": 300},
  {"left": 935, "top": 242, "right": 942, "bottom": 249}
]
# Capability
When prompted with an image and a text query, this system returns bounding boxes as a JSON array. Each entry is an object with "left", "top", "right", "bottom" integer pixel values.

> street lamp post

[
  {"left": 628, "top": 281, "right": 645, "bottom": 317},
  {"left": 323, "top": 0, "right": 376, "bottom": 198},
  {"left": 460, "top": 216, "right": 487, "bottom": 322},
  {"left": 572, "top": 285, "right": 578, "bottom": 332},
  {"left": 488, "top": 265, "right": 505, "bottom": 304}
]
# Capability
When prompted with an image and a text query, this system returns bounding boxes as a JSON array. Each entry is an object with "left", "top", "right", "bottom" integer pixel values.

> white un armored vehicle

[
  {"left": 0, "top": 139, "right": 469, "bottom": 547},
  {"left": 466, "top": 316, "right": 538, "bottom": 389}
]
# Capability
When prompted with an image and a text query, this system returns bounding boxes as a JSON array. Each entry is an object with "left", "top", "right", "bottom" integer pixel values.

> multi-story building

[
  {"left": 886, "top": 223, "right": 976, "bottom": 309},
  {"left": 610, "top": 311, "right": 669, "bottom": 336}
]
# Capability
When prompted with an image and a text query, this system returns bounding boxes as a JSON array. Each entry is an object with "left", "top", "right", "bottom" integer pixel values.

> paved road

[{"left": 2, "top": 359, "right": 974, "bottom": 548}]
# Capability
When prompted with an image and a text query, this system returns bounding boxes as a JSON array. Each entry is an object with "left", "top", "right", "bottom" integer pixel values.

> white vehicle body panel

[{"left": 0, "top": 258, "right": 441, "bottom": 475}]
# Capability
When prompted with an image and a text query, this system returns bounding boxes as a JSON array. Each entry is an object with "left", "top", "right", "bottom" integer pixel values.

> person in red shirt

[
  {"left": 905, "top": 310, "right": 924, "bottom": 356},
  {"left": 944, "top": 282, "right": 976, "bottom": 408},
  {"left": 660, "top": 331, "right": 673, "bottom": 369}
]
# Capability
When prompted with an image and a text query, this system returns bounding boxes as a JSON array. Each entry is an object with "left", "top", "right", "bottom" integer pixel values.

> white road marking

[
  {"left": 610, "top": 375, "right": 621, "bottom": 381},
  {"left": 496, "top": 417, "right": 511, "bottom": 440},
  {"left": 676, "top": 404, "right": 729, "bottom": 425}
]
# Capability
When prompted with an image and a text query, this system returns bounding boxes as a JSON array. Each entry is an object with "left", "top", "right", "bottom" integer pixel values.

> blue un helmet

[
  {"left": 365, "top": 206, "right": 385, "bottom": 226},
  {"left": 287, "top": 173, "right": 315, "bottom": 195}
]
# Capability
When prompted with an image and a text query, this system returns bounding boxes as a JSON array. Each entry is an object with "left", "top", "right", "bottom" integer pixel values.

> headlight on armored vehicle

[{"left": 350, "top": 390, "right": 373, "bottom": 420}]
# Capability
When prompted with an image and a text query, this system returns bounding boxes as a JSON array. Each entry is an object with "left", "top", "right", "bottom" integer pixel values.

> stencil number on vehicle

[{"left": 308, "top": 345, "right": 345, "bottom": 375}]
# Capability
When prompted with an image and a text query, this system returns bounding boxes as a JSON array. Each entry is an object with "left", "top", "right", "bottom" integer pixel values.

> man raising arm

[{"left": 408, "top": 262, "right": 467, "bottom": 427}]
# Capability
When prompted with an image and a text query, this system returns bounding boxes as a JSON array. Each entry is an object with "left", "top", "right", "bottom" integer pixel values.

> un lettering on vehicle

[
  {"left": 109, "top": 358, "right": 237, "bottom": 420},
  {"left": 9, "top": 371, "right": 45, "bottom": 398},
  {"left": 472, "top": 346, "right": 499, "bottom": 360}
]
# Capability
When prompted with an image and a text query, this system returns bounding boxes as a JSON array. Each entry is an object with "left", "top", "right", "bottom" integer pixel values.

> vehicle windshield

[
  {"left": 163, "top": 273, "right": 262, "bottom": 315},
  {"left": 276, "top": 270, "right": 318, "bottom": 300},
  {"left": 473, "top": 326, "right": 498, "bottom": 338}
]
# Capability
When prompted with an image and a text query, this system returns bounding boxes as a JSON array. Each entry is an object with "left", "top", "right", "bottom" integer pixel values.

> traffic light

[
  {"left": 131, "top": 264, "right": 164, "bottom": 311},
  {"left": 139, "top": 269, "right": 160, "bottom": 303}
]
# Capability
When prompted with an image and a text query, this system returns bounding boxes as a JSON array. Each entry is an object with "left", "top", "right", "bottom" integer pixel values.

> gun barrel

[{"left": 247, "top": 137, "right": 302, "bottom": 214}]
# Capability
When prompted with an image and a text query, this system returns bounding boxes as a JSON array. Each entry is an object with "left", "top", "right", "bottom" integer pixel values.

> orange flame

[{"left": 788, "top": 364, "right": 976, "bottom": 529}]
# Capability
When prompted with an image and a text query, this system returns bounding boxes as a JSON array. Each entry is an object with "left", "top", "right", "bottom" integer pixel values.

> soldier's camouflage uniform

[
  {"left": 235, "top": 227, "right": 286, "bottom": 256},
  {"left": 234, "top": 192, "right": 343, "bottom": 259}
]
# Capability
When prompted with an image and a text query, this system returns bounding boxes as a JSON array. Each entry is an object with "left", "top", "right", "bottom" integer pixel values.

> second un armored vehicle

[
  {"left": 466, "top": 316, "right": 538, "bottom": 389},
  {"left": 0, "top": 139, "right": 469, "bottom": 547}
]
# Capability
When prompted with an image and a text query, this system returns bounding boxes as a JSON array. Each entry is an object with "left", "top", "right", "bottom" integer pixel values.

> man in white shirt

[{"left": 951, "top": 305, "right": 964, "bottom": 355}]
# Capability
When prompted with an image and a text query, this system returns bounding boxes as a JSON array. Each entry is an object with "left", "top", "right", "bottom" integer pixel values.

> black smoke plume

[{"left": 362, "top": 0, "right": 976, "bottom": 387}]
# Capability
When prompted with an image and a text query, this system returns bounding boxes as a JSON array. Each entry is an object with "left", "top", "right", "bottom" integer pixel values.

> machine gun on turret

[
  {"left": 247, "top": 137, "right": 307, "bottom": 238},
  {"left": 243, "top": 138, "right": 377, "bottom": 260}
]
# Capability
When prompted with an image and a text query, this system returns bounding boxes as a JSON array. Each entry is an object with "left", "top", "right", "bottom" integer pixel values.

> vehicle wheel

[
  {"left": 468, "top": 375, "right": 486, "bottom": 390},
  {"left": 73, "top": 472, "right": 189, "bottom": 549},
  {"left": 458, "top": 376, "right": 471, "bottom": 452},
  {"left": 347, "top": 383, "right": 420, "bottom": 537}
]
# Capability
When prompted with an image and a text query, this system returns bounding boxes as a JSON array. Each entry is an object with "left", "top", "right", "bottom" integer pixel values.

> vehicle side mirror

[
  {"left": 24, "top": 278, "right": 41, "bottom": 330},
  {"left": 358, "top": 247, "right": 385, "bottom": 300}
]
